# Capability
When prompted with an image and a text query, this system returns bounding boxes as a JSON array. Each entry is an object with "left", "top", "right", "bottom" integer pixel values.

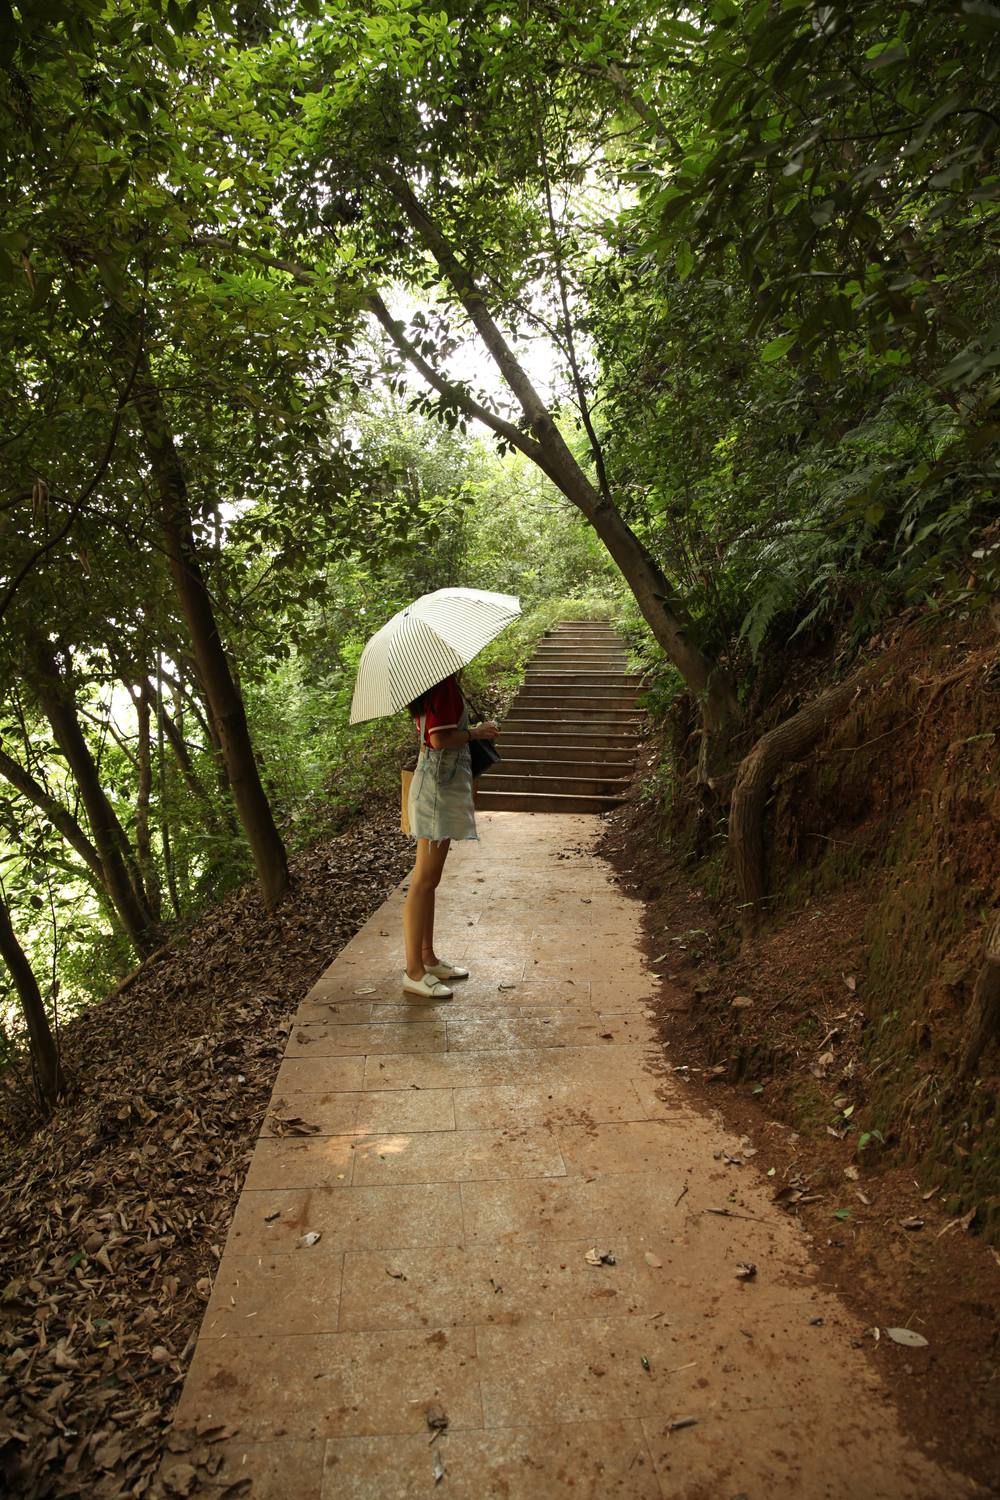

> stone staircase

[{"left": 475, "top": 619, "right": 643, "bottom": 814}]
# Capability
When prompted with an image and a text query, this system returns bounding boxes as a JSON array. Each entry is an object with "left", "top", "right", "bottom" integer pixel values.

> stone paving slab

[
  {"left": 174, "top": 1326, "right": 481, "bottom": 1439},
  {"left": 168, "top": 813, "right": 982, "bottom": 1498},
  {"left": 227, "top": 1182, "right": 465, "bottom": 1254},
  {"left": 318, "top": 1421, "right": 659, "bottom": 1499}
]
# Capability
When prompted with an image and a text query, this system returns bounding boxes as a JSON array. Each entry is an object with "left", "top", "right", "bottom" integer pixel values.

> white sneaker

[
  {"left": 402, "top": 971, "right": 454, "bottom": 1000},
  {"left": 424, "top": 960, "right": 470, "bottom": 980}
]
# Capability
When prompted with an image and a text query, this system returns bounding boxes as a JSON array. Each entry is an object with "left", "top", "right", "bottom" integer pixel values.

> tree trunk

[
  {"left": 130, "top": 349, "right": 289, "bottom": 908},
  {"left": 145, "top": 675, "right": 229, "bottom": 833},
  {"left": 0, "top": 743, "right": 106, "bottom": 891},
  {"left": 25, "top": 637, "right": 160, "bottom": 955},
  {"left": 155, "top": 657, "right": 183, "bottom": 919},
  {"left": 133, "top": 678, "right": 162, "bottom": 922},
  {"left": 960, "top": 919, "right": 1000, "bottom": 1079},
  {"left": 0, "top": 892, "right": 66, "bottom": 1108},
  {"left": 729, "top": 655, "right": 896, "bottom": 924},
  {"left": 160, "top": 660, "right": 239, "bottom": 824},
  {"left": 369, "top": 170, "right": 741, "bottom": 748}
]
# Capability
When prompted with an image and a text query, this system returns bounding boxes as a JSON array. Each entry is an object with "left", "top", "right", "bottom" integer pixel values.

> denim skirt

[{"left": 407, "top": 721, "right": 477, "bottom": 845}]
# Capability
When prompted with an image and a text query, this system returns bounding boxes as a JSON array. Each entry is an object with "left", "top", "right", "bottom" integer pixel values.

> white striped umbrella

[{"left": 349, "top": 587, "right": 522, "bottom": 724}]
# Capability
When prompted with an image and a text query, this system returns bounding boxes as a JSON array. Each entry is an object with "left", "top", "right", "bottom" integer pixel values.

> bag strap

[{"left": 463, "top": 692, "right": 486, "bottom": 725}]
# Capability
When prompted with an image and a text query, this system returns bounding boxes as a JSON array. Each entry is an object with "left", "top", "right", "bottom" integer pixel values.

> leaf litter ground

[{"left": 0, "top": 812, "right": 413, "bottom": 1500}]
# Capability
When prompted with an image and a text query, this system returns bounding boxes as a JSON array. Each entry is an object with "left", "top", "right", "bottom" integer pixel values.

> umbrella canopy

[{"left": 349, "top": 587, "right": 521, "bottom": 725}]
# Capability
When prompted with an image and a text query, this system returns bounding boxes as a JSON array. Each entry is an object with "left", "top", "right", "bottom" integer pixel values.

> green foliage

[
  {"left": 636, "top": 752, "right": 675, "bottom": 816},
  {"left": 563, "top": 0, "right": 999, "bottom": 693},
  {"left": 1, "top": 0, "right": 996, "bottom": 1067}
]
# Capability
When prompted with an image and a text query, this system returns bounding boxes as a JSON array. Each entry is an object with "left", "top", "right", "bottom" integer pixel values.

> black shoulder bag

[{"left": 464, "top": 695, "right": 501, "bottom": 778}]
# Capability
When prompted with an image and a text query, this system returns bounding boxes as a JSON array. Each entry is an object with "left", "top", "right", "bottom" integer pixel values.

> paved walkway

[{"left": 170, "top": 814, "right": 977, "bottom": 1499}]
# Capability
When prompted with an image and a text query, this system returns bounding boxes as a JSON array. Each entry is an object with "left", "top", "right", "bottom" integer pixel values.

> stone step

[
  {"left": 503, "top": 708, "right": 644, "bottom": 726},
  {"left": 489, "top": 762, "right": 631, "bottom": 793},
  {"left": 523, "top": 686, "right": 640, "bottom": 699},
  {"left": 542, "top": 644, "right": 623, "bottom": 652},
  {"left": 505, "top": 708, "right": 642, "bottom": 726},
  {"left": 492, "top": 754, "right": 627, "bottom": 774},
  {"left": 542, "top": 644, "right": 622, "bottom": 652},
  {"left": 515, "top": 690, "right": 640, "bottom": 709},
  {"left": 475, "top": 789, "right": 626, "bottom": 813},
  {"left": 524, "top": 672, "right": 643, "bottom": 687},
  {"left": 532, "top": 653, "right": 629, "bottom": 666},
  {"left": 547, "top": 625, "right": 619, "bottom": 636},
  {"left": 500, "top": 733, "right": 639, "bottom": 758},
  {"left": 518, "top": 682, "right": 639, "bottom": 696},
  {"left": 482, "top": 771, "right": 630, "bottom": 796},
  {"left": 536, "top": 641, "right": 625, "bottom": 650},
  {"left": 512, "top": 703, "right": 639, "bottom": 719},
  {"left": 483, "top": 624, "right": 638, "bottom": 813},
  {"left": 539, "top": 631, "right": 623, "bottom": 639}
]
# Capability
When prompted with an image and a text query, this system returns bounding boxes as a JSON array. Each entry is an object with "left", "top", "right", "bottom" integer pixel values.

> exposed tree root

[
  {"left": 729, "top": 651, "right": 900, "bottom": 924},
  {"left": 961, "top": 918, "right": 1000, "bottom": 1078}
]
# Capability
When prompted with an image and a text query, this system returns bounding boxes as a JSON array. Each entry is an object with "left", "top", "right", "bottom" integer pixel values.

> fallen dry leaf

[
  {"left": 666, "top": 1416, "right": 699, "bottom": 1433},
  {"left": 936, "top": 1207, "right": 977, "bottom": 1239},
  {"left": 584, "top": 1248, "right": 616, "bottom": 1266},
  {"left": 886, "top": 1327, "right": 929, "bottom": 1348},
  {"left": 269, "top": 1113, "right": 321, "bottom": 1137},
  {"left": 425, "top": 1403, "right": 449, "bottom": 1432}
]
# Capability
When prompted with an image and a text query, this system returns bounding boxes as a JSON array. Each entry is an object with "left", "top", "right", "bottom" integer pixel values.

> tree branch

[
  {"left": 0, "top": 341, "right": 144, "bottom": 622},
  {"left": 365, "top": 292, "right": 549, "bottom": 465},
  {"left": 533, "top": 97, "right": 614, "bottom": 503},
  {"left": 0, "top": 744, "right": 105, "bottom": 886}
]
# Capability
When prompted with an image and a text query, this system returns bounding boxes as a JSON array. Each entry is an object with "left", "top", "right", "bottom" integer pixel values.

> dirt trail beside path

[{"left": 166, "top": 814, "right": 985, "bottom": 1499}]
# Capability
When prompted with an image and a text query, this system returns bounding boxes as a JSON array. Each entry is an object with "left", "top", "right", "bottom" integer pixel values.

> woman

[{"left": 403, "top": 672, "right": 499, "bottom": 999}]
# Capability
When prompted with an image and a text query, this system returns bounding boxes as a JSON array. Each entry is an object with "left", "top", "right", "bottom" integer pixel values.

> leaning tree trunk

[
  {"left": 133, "top": 678, "right": 162, "bottom": 923},
  {"left": 158, "top": 660, "right": 239, "bottom": 831},
  {"left": 130, "top": 350, "right": 289, "bottom": 909},
  {"left": 26, "top": 637, "right": 161, "bottom": 956},
  {"left": 155, "top": 657, "right": 183, "bottom": 919},
  {"left": 729, "top": 654, "right": 897, "bottom": 926},
  {"left": 0, "top": 743, "right": 106, "bottom": 891},
  {"left": 182, "top": 662, "right": 241, "bottom": 824},
  {"left": 144, "top": 675, "right": 232, "bottom": 835},
  {"left": 960, "top": 919, "right": 1000, "bottom": 1079},
  {"left": 0, "top": 892, "right": 65, "bottom": 1108},
  {"left": 367, "top": 170, "right": 742, "bottom": 761}
]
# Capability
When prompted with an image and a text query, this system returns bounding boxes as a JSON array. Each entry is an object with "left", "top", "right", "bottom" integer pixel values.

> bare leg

[
  {"left": 404, "top": 839, "right": 450, "bottom": 980},
  {"left": 421, "top": 887, "right": 438, "bottom": 968}
]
